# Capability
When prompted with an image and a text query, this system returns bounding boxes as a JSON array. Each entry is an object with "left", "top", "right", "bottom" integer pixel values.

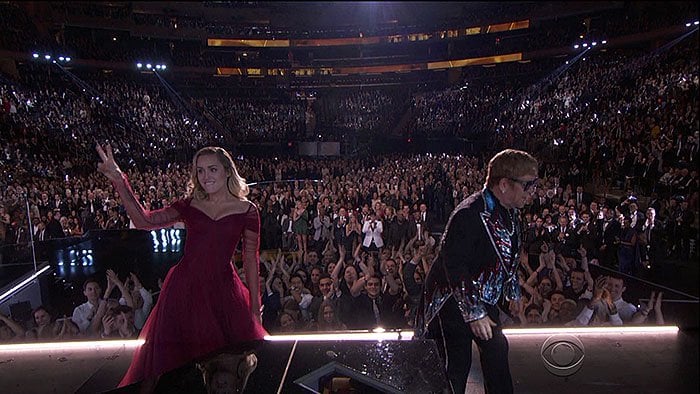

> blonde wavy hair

[{"left": 187, "top": 147, "right": 249, "bottom": 201}]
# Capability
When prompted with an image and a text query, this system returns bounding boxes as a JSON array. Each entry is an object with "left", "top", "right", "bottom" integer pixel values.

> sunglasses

[{"left": 508, "top": 177, "right": 539, "bottom": 192}]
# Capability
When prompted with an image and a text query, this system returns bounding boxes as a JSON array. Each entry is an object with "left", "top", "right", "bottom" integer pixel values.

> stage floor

[{"left": 0, "top": 329, "right": 697, "bottom": 394}]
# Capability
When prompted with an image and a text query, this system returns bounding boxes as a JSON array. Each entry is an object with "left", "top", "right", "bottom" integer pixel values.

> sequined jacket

[{"left": 415, "top": 189, "right": 521, "bottom": 338}]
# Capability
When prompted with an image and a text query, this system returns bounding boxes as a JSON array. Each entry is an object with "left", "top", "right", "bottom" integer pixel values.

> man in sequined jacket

[{"left": 414, "top": 149, "right": 538, "bottom": 394}]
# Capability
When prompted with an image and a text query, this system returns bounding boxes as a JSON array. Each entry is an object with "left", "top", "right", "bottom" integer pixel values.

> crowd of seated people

[
  {"left": 0, "top": 269, "right": 154, "bottom": 343},
  {"left": 204, "top": 96, "right": 306, "bottom": 142},
  {"left": 488, "top": 41, "right": 699, "bottom": 204},
  {"left": 0, "top": 193, "right": 692, "bottom": 336},
  {"left": 403, "top": 39, "right": 698, "bottom": 201},
  {"left": 0, "top": 64, "right": 230, "bottom": 176},
  {"left": 1, "top": 50, "right": 696, "bottom": 211},
  {"left": 0, "top": 141, "right": 692, "bottom": 337},
  {"left": 313, "top": 88, "right": 407, "bottom": 137},
  {"left": 404, "top": 81, "right": 521, "bottom": 139},
  {"left": 250, "top": 173, "right": 681, "bottom": 332},
  {"left": 2, "top": 43, "right": 697, "bottom": 243}
]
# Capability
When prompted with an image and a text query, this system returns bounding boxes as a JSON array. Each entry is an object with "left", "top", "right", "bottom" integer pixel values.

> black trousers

[{"left": 428, "top": 298, "right": 513, "bottom": 394}]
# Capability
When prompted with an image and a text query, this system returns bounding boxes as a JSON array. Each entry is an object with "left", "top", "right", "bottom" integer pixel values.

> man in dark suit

[
  {"left": 45, "top": 209, "right": 65, "bottom": 239},
  {"left": 531, "top": 189, "right": 551, "bottom": 216},
  {"left": 34, "top": 221, "right": 47, "bottom": 242},
  {"left": 574, "top": 185, "right": 592, "bottom": 208},
  {"left": 597, "top": 206, "right": 621, "bottom": 268},
  {"left": 524, "top": 216, "right": 550, "bottom": 270},
  {"left": 32, "top": 221, "right": 50, "bottom": 258},
  {"left": 640, "top": 207, "right": 664, "bottom": 279},
  {"left": 418, "top": 203, "right": 435, "bottom": 233},
  {"left": 81, "top": 190, "right": 103, "bottom": 228},
  {"left": 553, "top": 215, "right": 577, "bottom": 257},
  {"left": 309, "top": 274, "right": 337, "bottom": 322},
  {"left": 395, "top": 207, "right": 412, "bottom": 246},
  {"left": 589, "top": 201, "right": 602, "bottom": 225},
  {"left": 576, "top": 211, "right": 599, "bottom": 260},
  {"left": 37, "top": 193, "right": 52, "bottom": 218},
  {"left": 647, "top": 192, "right": 662, "bottom": 215},
  {"left": 551, "top": 204, "right": 568, "bottom": 227},
  {"left": 382, "top": 206, "right": 401, "bottom": 249},
  {"left": 641, "top": 155, "right": 660, "bottom": 195},
  {"left": 332, "top": 207, "right": 349, "bottom": 250},
  {"left": 352, "top": 275, "right": 403, "bottom": 329},
  {"left": 53, "top": 193, "right": 71, "bottom": 218},
  {"left": 10, "top": 221, "right": 29, "bottom": 245},
  {"left": 628, "top": 202, "right": 645, "bottom": 233}
]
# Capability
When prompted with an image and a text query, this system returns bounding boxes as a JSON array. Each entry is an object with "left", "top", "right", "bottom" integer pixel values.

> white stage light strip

[
  {"left": 0, "top": 326, "right": 678, "bottom": 353},
  {"left": 0, "top": 339, "right": 144, "bottom": 353},
  {"left": 265, "top": 326, "right": 678, "bottom": 342},
  {"left": 265, "top": 331, "right": 403, "bottom": 342},
  {"left": 0, "top": 265, "right": 51, "bottom": 303},
  {"left": 503, "top": 326, "right": 679, "bottom": 335}
]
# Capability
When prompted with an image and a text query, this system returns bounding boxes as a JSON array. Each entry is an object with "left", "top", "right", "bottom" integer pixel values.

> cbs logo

[{"left": 540, "top": 335, "right": 585, "bottom": 377}]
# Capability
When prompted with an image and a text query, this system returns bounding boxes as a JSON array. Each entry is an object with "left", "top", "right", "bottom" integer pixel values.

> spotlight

[
  {"left": 155, "top": 65, "right": 161, "bottom": 70},
  {"left": 44, "top": 55, "right": 51, "bottom": 60},
  {"left": 161, "top": 65, "right": 166, "bottom": 70},
  {"left": 573, "top": 44, "right": 579, "bottom": 49},
  {"left": 591, "top": 42, "right": 597, "bottom": 46},
  {"left": 65, "top": 57, "right": 71, "bottom": 62},
  {"left": 136, "top": 63, "right": 142, "bottom": 68},
  {"left": 146, "top": 64, "right": 152, "bottom": 69},
  {"left": 582, "top": 43, "right": 588, "bottom": 47},
  {"left": 686, "top": 23, "right": 692, "bottom": 27},
  {"left": 602, "top": 40, "right": 607, "bottom": 44},
  {"left": 59, "top": 56, "right": 65, "bottom": 61},
  {"left": 32, "top": 53, "right": 39, "bottom": 58},
  {"left": 695, "top": 21, "right": 699, "bottom": 25}
]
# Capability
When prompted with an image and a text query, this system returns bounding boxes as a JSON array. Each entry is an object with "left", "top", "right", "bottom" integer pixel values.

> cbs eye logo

[{"left": 540, "top": 335, "right": 585, "bottom": 377}]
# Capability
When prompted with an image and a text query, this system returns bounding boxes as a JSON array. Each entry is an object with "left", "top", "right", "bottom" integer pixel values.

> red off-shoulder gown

[{"left": 118, "top": 194, "right": 267, "bottom": 387}]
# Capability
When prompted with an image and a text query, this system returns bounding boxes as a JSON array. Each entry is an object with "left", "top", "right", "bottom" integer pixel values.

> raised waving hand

[{"left": 96, "top": 143, "right": 123, "bottom": 182}]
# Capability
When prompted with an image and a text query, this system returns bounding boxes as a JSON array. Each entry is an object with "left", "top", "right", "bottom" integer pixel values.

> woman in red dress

[{"left": 96, "top": 144, "right": 267, "bottom": 392}]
